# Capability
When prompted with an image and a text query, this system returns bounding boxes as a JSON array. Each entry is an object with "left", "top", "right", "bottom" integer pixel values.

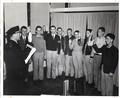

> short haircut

[
  {"left": 105, "top": 33, "right": 115, "bottom": 41},
  {"left": 98, "top": 27, "right": 105, "bottom": 32},
  {"left": 50, "top": 25, "right": 56, "bottom": 29},
  {"left": 57, "top": 27, "right": 62, "bottom": 31},
  {"left": 21, "top": 26, "right": 27, "bottom": 31},
  {"left": 86, "top": 29, "right": 92, "bottom": 33},
  {"left": 35, "top": 26, "right": 42, "bottom": 30},
  {"left": 67, "top": 28, "right": 72, "bottom": 32}
]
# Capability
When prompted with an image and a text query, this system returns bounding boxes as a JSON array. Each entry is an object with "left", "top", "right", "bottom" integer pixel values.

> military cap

[{"left": 6, "top": 26, "right": 20, "bottom": 38}]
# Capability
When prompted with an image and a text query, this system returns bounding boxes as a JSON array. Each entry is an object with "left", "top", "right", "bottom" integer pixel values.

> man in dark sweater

[
  {"left": 93, "top": 33, "right": 118, "bottom": 96},
  {"left": 44, "top": 25, "right": 59, "bottom": 79}
]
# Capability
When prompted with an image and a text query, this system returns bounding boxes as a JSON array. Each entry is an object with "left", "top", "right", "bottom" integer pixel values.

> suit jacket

[
  {"left": 82, "top": 37, "right": 92, "bottom": 55},
  {"left": 4, "top": 40, "right": 26, "bottom": 80},
  {"left": 18, "top": 36, "right": 28, "bottom": 51},
  {"left": 57, "top": 36, "right": 65, "bottom": 54},
  {"left": 64, "top": 35, "right": 75, "bottom": 56},
  {"left": 18, "top": 36, "right": 32, "bottom": 60}
]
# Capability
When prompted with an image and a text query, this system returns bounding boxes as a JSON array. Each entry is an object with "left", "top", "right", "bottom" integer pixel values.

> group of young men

[{"left": 4, "top": 25, "right": 118, "bottom": 96}]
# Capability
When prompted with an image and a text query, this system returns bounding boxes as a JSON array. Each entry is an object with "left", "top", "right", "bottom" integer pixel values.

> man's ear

[{"left": 111, "top": 39, "right": 113, "bottom": 43}]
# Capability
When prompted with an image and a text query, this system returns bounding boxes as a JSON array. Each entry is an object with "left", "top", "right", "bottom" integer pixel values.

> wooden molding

[{"left": 49, "top": 5, "right": 118, "bottom": 12}]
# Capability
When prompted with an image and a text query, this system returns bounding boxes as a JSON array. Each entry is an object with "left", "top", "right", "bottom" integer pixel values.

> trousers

[
  {"left": 101, "top": 70, "right": 113, "bottom": 96},
  {"left": 93, "top": 54, "right": 102, "bottom": 91},
  {"left": 57, "top": 53, "right": 65, "bottom": 76},
  {"left": 46, "top": 50, "right": 57, "bottom": 79},
  {"left": 72, "top": 51, "right": 83, "bottom": 78},
  {"left": 65, "top": 55, "right": 74, "bottom": 77},
  {"left": 84, "top": 55, "right": 93, "bottom": 84},
  {"left": 33, "top": 52, "right": 44, "bottom": 80}
]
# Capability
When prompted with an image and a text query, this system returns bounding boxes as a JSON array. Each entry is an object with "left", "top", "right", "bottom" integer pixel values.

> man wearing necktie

[
  {"left": 56, "top": 27, "right": 65, "bottom": 76},
  {"left": 18, "top": 26, "right": 30, "bottom": 82},
  {"left": 64, "top": 28, "right": 75, "bottom": 77},
  {"left": 19, "top": 26, "right": 28, "bottom": 51}
]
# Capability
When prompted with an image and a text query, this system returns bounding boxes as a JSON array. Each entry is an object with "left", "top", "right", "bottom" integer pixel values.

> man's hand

[
  {"left": 60, "top": 49, "right": 64, "bottom": 55},
  {"left": 109, "top": 73, "right": 113, "bottom": 77},
  {"left": 89, "top": 58, "right": 93, "bottom": 63},
  {"left": 44, "top": 55, "right": 46, "bottom": 60},
  {"left": 69, "top": 39, "right": 72, "bottom": 44},
  {"left": 93, "top": 38, "right": 97, "bottom": 45},
  {"left": 28, "top": 59, "right": 32, "bottom": 64}
]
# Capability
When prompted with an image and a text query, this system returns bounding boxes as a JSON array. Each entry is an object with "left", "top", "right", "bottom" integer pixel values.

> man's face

[
  {"left": 14, "top": 31, "right": 21, "bottom": 41},
  {"left": 51, "top": 27, "right": 56, "bottom": 34},
  {"left": 36, "top": 28, "right": 43, "bottom": 34},
  {"left": 74, "top": 32, "right": 79, "bottom": 39},
  {"left": 21, "top": 28, "right": 27, "bottom": 36},
  {"left": 67, "top": 30, "right": 72, "bottom": 36},
  {"left": 57, "top": 29, "right": 62, "bottom": 35},
  {"left": 98, "top": 29, "right": 104, "bottom": 37},
  {"left": 86, "top": 31, "right": 91, "bottom": 37},
  {"left": 105, "top": 36, "right": 113, "bottom": 45}
]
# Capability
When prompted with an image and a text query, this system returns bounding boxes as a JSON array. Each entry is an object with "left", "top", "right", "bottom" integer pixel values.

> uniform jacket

[{"left": 4, "top": 40, "right": 26, "bottom": 80}]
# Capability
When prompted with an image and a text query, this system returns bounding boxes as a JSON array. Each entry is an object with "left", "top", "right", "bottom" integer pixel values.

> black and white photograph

[{"left": 3, "top": 2, "right": 119, "bottom": 96}]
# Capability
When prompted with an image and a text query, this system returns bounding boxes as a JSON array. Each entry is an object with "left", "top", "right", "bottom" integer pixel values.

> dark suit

[
  {"left": 18, "top": 36, "right": 29, "bottom": 59},
  {"left": 4, "top": 40, "right": 26, "bottom": 94},
  {"left": 57, "top": 36, "right": 65, "bottom": 54},
  {"left": 64, "top": 35, "right": 75, "bottom": 76},
  {"left": 18, "top": 36, "right": 32, "bottom": 79},
  {"left": 64, "top": 35, "right": 75, "bottom": 56}
]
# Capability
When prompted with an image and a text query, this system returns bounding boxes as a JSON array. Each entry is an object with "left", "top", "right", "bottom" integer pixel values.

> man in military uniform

[{"left": 4, "top": 26, "right": 26, "bottom": 95}]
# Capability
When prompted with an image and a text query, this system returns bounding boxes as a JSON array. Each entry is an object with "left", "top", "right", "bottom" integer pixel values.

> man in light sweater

[
  {"left": 88, "top": 27, "right": 106, "bottom": 91},
  {"left": 32, "top": 26, "right": 46, "bottom": 84}
]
